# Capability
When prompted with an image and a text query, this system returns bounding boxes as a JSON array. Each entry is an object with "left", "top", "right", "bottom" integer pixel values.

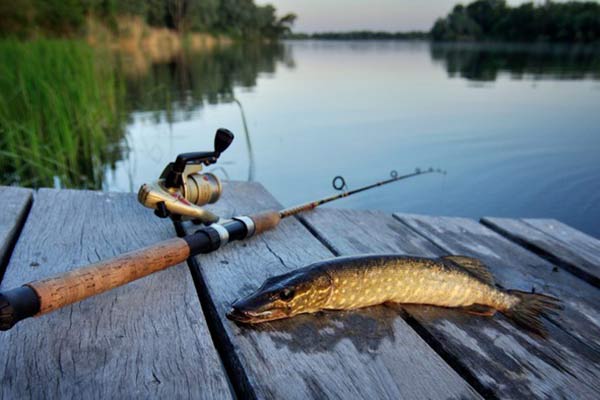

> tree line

[
  {"left": 431, "top": 0, "right": 600, "bottom": 42},
  {"left": 0, "top": 0, "right": 296, "bottom": 39}
]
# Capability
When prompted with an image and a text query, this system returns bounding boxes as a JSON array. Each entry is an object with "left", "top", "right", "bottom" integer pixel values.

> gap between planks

[
  {"left": 182, "top": 181, "right": 482, "bottom": 400},
  {"left": 0, "top": 187, "right": 33, "bottom": 284},
  {"left": 295, "top": 214, "right": 496, "bottom": 399},
  {"left": 0, "top": 189, "right": 233, "bottom": 399},
  {"left": 174, "top": 220, "right": 249, "bottom": 400},
  {"left": 300, "top": 208, "right": 600, "bottom": 399},
  {"left": 481, "top": 217, "right": 600, "bottom": 289}
]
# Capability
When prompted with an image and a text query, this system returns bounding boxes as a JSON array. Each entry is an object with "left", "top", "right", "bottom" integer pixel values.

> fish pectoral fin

[
  {"left": 460, "top": 304, "right": 497, "bottom": 317},
  {"left": 441, "top": 255, "right": 495, "bottom": 285}
]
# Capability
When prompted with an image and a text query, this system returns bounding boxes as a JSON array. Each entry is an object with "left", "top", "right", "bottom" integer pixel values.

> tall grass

[{"left": 0, "top": 39, "right": 126, "bottom": 189}]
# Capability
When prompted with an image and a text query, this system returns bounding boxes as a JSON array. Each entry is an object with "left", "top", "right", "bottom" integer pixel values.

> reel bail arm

[{"left": 138, "top": 128, "right": 234, "bottom": 224}]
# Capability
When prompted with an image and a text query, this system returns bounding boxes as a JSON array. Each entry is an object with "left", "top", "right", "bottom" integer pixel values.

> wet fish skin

[
  {"left": 227, "top": 254, "right": 561, "bottom": 335},
  {"left": 322, "top": 255, "right": 515, "bottom": 311}
]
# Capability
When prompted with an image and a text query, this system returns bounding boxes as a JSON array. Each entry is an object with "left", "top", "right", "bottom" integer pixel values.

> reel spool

[{"left": 138, "top": 128, "right": 234, "bottom": 224}]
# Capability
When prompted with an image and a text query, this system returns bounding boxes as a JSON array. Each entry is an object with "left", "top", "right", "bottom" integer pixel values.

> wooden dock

[{"left": 1, "top": 183, "right": 599, "bottom": 399}]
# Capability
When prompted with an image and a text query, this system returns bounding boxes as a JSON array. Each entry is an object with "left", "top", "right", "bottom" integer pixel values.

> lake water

[{"left": 106, "top": 41, "right": 600, "bottom": 238}]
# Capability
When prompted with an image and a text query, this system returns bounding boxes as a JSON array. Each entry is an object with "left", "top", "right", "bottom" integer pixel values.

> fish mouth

[{"left": 226, "top": 306, "right": 288, "bottom": 324}]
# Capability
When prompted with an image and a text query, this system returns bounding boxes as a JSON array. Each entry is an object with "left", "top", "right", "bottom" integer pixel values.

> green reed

[{"left": 0, "top": 39, "right": 126, "bottom": 189}]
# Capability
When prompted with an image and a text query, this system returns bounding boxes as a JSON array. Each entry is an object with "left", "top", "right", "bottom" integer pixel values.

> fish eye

[{"left": 279, "top": 289, "right": 295, "bottom": 301}]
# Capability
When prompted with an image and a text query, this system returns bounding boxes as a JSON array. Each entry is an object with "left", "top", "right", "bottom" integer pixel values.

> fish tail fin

[{"left": 501, "top": 290, "right": 562, "bottom": 337}]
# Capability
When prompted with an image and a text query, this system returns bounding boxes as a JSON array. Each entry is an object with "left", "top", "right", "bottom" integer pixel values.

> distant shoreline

[
  {"left": 284, "top": 34, "right": 600, "bottom": 48},
  {"left": 285, "top": 31, "right": 429, "bottom": 40},
  {"left": 291, "top": 2, "right": 600, "bottom": 44}
]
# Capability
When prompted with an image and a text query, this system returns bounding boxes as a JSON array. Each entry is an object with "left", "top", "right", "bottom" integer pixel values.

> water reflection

[
  {"left": 0, "top": 40, "right": 292, "bottom": 189},
  {"left": 430, "top": 42, "right": 600, "bottom": 81},
  {"left": 2, "top": 40, "right": 600, "bottom": 239},
  {"left": 121, "top": 42, "right": 293, "bottom": 123}
]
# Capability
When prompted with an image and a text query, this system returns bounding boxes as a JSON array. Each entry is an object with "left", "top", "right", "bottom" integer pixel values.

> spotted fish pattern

[
  {"left": 327, "top": 256, "right": 513, "bottom": 309},
  {"left": 227, "top": 254, "right": 561, "bottom": 335}
]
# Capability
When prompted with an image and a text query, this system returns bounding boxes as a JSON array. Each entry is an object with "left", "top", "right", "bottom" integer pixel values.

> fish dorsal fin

[{"left": 441, "top": 256, "right": 495, "bottom": 285}]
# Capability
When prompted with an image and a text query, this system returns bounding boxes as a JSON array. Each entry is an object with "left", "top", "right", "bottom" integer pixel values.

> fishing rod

[
  {"left": 280, "top": 168, "right": 441, "bottom": 218},
  {"left": 0, "top": 129, "right": 443, "bottom": 331}
]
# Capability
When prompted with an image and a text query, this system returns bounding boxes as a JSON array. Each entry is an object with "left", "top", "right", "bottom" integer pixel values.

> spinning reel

[{"left": 138, "top": 128, "right": 234, "bottom": 224}]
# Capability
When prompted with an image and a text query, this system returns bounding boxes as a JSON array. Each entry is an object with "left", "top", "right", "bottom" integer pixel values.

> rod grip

[
  {"left": 251, "top": 210, "right": 281, "bottom": 235},
  {"left": 0, "top": 286, "right": 40, "bottom": 331},
  {"left": 25, "top": 238, "right": 190, "bottom": 318}
]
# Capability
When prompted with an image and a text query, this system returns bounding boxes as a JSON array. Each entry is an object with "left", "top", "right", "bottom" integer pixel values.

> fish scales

[
  {"left": 228, "top": 254, "right": 561, "bottom": 336},
  {"left": 322, "top": 256, "right": 508, "bottom": 310}
]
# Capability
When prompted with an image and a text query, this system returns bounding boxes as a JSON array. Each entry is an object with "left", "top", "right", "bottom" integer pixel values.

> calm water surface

[{"left": 106, "top": 41, "right": 600, "bottom": 238}]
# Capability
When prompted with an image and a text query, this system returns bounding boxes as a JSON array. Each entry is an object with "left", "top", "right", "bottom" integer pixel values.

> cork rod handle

[
  {"left": 28, "top": 238, "right": 190, "bottom": 316},
  {"left": 27, "top": 211, "right": 281, "bottom": 317},
  {"left": 1, "top": 211, "right": 282, "bottom": 331}
]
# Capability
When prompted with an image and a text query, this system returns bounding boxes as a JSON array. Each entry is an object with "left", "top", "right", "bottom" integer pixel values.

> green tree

[
  {"left": 465, "top": 0, "right": 507, "bottom": 37},
  {"left": 35, "top": 0, "right": 86, "bottom": 35},
  {"left": 0, "top": 0, "right": 296, "bottom": 39},
  {"left": 431, "top": 1, "right": 600, "bottom": 43},
  {"left": 187, "top": 0, "right": 219, "bottom": 32}
]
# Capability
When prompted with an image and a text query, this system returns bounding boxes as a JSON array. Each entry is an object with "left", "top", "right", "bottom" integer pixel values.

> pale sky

[{"left": 256, "top": 0, "right": 553, "bottom": 32}]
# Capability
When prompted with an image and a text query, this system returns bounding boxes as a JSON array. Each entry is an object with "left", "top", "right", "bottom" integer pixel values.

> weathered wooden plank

[
  {"left": 482, "top": 217, "right": 600, "bottom": 287},
  {"left": 0, "top": 189, "right": 232, "bottom": 399},
  {"left": 300, "top": 208, "right": 600, "bottom": 399},
  {"left": 395, "top": 213, "right": 600, "bottom": 398},
  {"left": 0, "top": 186, "right": 32, "bottom": 282},
  {"left": 396, "top": 213, "right": 600, "bottom": 344},
  {"left": 184, "top": 182, "right": 481, "bottom": 399}
]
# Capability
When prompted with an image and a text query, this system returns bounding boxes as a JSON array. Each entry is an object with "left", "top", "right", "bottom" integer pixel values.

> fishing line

[{"left": 232, "top": 97, "right": 255, "bottom": 182}]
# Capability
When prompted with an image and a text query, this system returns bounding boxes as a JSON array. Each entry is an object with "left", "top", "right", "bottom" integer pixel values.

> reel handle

[
  {"left": 140, "top": 128, "right": 234, "bottom": 222},
  {"left": 214, "top": 128, "right": 235, "bottom": 155},
  {"left": 166, "top": 128, "right": 234, "bottom": 188}
]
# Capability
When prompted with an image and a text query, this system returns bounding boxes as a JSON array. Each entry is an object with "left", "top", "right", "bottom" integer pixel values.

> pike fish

[{"left": 227, "top": 254, "right": 561, "bottom": 335}]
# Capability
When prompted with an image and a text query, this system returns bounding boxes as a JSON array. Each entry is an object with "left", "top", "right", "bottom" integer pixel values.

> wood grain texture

[
  {"left": 184, "top": 181, "right": 481, "bottom": 400},
  {"left": 300, "top": 208, "right": 600, "bottom": 399},
  {"left": 395, "top": 213, "right": 600, "bottom": 399},
  {"left": 482, "top": 217, "right": 600, "bottom": 287},
  {"left": 0, "top": 187, "right": 32, "bottom": 282},
  {"left": 0, "top": 189, "right": 232, "bottom": 399}
]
